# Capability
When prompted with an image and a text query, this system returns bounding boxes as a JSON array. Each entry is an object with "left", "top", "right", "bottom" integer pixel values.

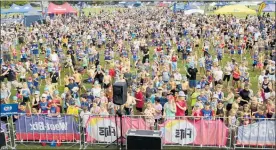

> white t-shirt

[
  {"left": 80, "top": 111, "right": 91, "bottom": 127},
  {"left": 258, "top": 75, "right": 264, "bottom": 84},
  {"left": 213, "top": 70, "right": 223, "bottom": 81}
]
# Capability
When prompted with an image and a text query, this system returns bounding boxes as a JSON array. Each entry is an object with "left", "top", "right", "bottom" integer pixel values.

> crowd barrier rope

[{"left": 0, "top": 114, "right": 275, "bottom": 149}]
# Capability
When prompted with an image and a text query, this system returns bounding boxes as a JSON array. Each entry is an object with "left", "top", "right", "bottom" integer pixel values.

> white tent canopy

[
  {"left": 237, "top": 1, "right": 262, "bottom": 6},
  {"left": 185, "top": 9, "right": 204, "bottom": 15}
]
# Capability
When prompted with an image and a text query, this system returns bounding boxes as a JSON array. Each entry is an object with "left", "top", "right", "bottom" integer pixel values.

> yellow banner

[{"left": 258, "top": 2, "right": 266, "bottom": 16}]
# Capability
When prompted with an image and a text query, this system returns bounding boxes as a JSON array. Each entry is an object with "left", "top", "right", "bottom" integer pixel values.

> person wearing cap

[
  {"left": 175, "top": 91, "right": 187, "bottom": 117},
  {"left": 163, "top": 95, "right": 176, "bottom": 120},
  {"left": 192, "top": 103, "right": 202, "bottom": 121},
  {"left": 200, "top": 102, "right": 214, "bottom": 120},
  {"left": 261, "top": 76, "right": 272, "bottom": 100},
  {"left": 39, "top": 94, "right": 49, "bottom": 114},
  {"left": 32, "top": 91, "right": 40, "bottom": 111}
]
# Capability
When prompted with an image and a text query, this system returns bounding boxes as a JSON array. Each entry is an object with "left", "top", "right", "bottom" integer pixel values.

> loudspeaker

[
  {"left": 126, "top": 129, "right": 162, "bottom": 150},
  {"left": 113, "top": 82, "right": 127, "bottom": 105},
  {"left": 0, "top": 132, "right": 6, "bottom": 148}
]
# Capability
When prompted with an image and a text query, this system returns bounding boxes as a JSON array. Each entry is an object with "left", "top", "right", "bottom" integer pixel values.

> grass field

[{"left": 3, "top": 6, "right": 271, "bottom": 150}]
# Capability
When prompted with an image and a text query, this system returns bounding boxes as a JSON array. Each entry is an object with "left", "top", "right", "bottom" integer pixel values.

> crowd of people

[{"left": 0, "top": 7, "right": 275, "bottom": 130}]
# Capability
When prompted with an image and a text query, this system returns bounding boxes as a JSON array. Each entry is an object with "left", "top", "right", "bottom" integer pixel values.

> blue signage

[{"left": 0, "top": 104, "right": 18, "bottom": 116}]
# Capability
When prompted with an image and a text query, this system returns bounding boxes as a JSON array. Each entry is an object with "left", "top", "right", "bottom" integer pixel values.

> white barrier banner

[{"left": 237, "top": 120, "right": 275, "bottom": 146}]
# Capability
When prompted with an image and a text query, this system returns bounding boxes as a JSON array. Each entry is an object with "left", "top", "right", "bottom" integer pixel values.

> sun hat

[{"left": 41, "top": 94, "right": 47, "bottom": 98}]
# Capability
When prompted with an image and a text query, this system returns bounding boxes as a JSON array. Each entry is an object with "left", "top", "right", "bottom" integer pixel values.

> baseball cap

[
  {"left": 41, "top": 94, "right": 47, "bottom": 98},
  {"left": 178, "top": 91, "right": 185, "bottom": 97},
  {"left": 34, "top": 91, "right": 40, "bottom": 95},
  {"left": 195, "top": 103, "right": 200, "bottom": 107}
]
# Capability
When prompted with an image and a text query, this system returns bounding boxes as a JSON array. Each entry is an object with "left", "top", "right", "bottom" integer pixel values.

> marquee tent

[
  {"left": 263, "top": 4, "right": 276, "bottom": 12},
  {"left": 1, "top": 3, "right": 35, "bottom": 14},
  {"left": 173, "top": 3, "right": 200, "bottom": 11},
  {"left": 47, "top": 2, "right": 77, "bottom": 14},
  {"left": 24, "top": 10, "right": 42, "bottom": 27},
  {"left": 185, "top": 9, "right": 204, "bottom": 15},
  {"left": 238, "top": 1, "right": 261, "bottom": 6},
  {"left": 214, "top": 5, "right": 257, "bottom": 15}
]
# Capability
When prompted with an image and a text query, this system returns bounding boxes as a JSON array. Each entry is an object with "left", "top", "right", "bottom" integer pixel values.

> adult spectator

[
  {"left": 187, "top": 64, "right": 198, "bottom": 89},
  {"left": 239, "top": 84, "right": 253, "bottom": 106}
]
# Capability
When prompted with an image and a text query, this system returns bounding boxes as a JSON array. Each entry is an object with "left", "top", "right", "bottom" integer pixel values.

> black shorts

[
  {"left": 23, "top": 97, "right": 30, "bottom": 103},
  {"left": 103, "top": 83, "right": 110, "bottom": 89},
  {"left": 226, "top": 103, "right": 232, "bottom": 111},
  {"left": 136, "top": 107, "right": 143, "bottom": 112},
  {"left": 20, "top": 78, "right": 26, "bottom": 82},
  {"left": 233, "top": 77, "right": 240, "bottom": 81},
  {"left": 223, "top": 75, "right": 230, "bottom": 82}
]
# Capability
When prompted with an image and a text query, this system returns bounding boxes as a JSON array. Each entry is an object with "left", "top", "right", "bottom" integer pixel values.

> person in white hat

[{"left": 175, "top": 91, "right": 187, "bottom": 117}]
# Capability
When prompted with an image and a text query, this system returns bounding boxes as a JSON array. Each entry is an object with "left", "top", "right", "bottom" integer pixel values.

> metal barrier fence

[
  {"left": 1, "top": 114, "right": 275, "bottom": 149},
  {"left": 234, "top": 118, "right": 275, "bottom": 150}
]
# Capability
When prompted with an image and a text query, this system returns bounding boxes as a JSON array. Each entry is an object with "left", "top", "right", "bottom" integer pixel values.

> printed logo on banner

[
  {"left": 3, "top": 106, "right": 12, "bottom": 111},
  {"left": 29, "top": 122, "right": 68, "bottom": 131},
  {"left": 87, "top": 118, "right": 120, "bottom": 142},
  {"left": 163, "top": 120, "right": 197, "bottom": 145}
]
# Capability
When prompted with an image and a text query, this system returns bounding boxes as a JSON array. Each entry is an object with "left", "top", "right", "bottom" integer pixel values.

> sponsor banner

[
  {"left": 0, "top": 104, "right": 18, "bottom": 116},
  {"left": 15, "top": 115, "right": 80, "bottom": 141},
  {"left": 237, "top": 120, "right": 275, "bottom": 146},
  {"left": 86, "top": 116, "right": 149, "bottom": 143},
  {"left": 159, "top": 119, "right": 228, "bottom": 146}
]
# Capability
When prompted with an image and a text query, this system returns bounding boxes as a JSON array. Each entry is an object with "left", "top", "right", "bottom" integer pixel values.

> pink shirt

[{"left": 154, "top": 103, "right": 162, "bottom": 120}]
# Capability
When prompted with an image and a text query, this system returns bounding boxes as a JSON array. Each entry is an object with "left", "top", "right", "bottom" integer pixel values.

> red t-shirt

[
  {"left": 135, "top": 91, "right": 144, "bottom": 108},
  {"left": 109, "top": 68, "right": 116, "bottom": 77},
  {"left": 156, "top": 47, "right": 162, "bottom": 52},
  {"left": 176, "top": 100, "right": 186, "bottom": 116},
  {"left": 172, "top": 56, "right": 177, "bottom": 62}
]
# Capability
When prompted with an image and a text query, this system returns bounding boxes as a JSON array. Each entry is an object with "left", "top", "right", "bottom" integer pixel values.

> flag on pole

[{"left": 258, "top": 2, "right": 266, "bottom": 16}]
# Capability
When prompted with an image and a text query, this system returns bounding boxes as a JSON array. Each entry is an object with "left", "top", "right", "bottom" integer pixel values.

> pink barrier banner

[
  {"left": 159, "top": 119, "right": 229, "bottom": 146},
  {"left": 86, "top": 116, "right": 149, "bottom": 143}
]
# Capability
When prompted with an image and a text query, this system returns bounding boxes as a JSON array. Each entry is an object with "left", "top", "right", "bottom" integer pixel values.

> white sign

[
  {"left": 238, "top": 121, "right": 275, "bottom": 145},
  {"left": 87, "top": 119, "right": 120, "bottom": 143},
  {"left": 162, "top": 120, "right": 197, "bottom": 145}
]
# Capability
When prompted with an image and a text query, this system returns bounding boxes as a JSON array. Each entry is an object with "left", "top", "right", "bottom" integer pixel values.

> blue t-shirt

[
  {"left": 201, "top": 109, "right": 213, "bottom": 120},
  {"left": 159, "top": 97, "right": 168, "bottom": 108},
  {"left": 254, "top": 113, "right": 266, "bottom": 122},
  {"left": 39, "top": 102, "right": 48, "bottom": 111}
]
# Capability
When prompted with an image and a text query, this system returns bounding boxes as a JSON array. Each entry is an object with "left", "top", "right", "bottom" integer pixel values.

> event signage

[
  {"left": 159, "top": 119, "right": 228, "bottom": 146},
  {"left": 237, "top": 120, "right": 275, "bottom": 146},
  {"left": 85, "top": 117, "right": 149, "bottom": 143},
  {"left": 0, "top": 104, "right": 18, "bottom": 116},
  {"left": 15, "top": 115, "right": 80, "bottom": 141}
]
